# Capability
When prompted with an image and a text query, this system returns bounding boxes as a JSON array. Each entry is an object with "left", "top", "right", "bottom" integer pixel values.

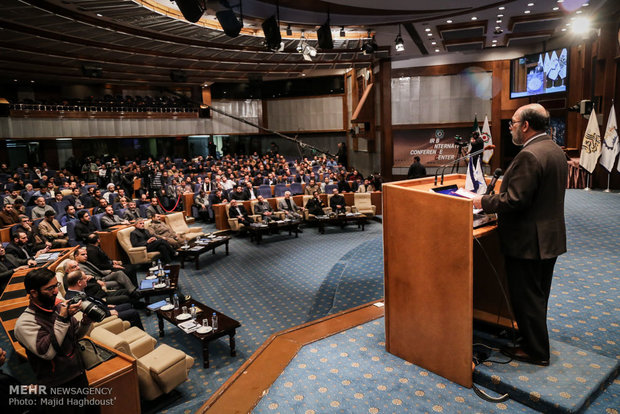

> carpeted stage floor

[{"left": 1, "top": 189, "right": 618, "bottom": 413}]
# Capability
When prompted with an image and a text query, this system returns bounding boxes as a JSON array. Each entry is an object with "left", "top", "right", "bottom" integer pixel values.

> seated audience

[
  {"left": 65, "top": 270, "right": 143, "bottom": 329},
  {"left": 228, "top": 199, "right": 253, "bottom": 226},
  {"left": 60, "top": 204, "right": 78, "bottom": 227},
  {"left": 278, "top": 191, "right": 304, "bottom": 220},
  {"left": 337, "top": 176, "right": 352, "bottom": 193},
  {"left": 150, "top": 214, "right": 186, "bottom": 249},
  {"left": 93, "top": 197, "right": 109, "bottom": 215},
  {"left": 100, "top": 205, "right": 129, "bottom": 229},
  {"left": 6, "top": 231, "right": 50, "bottom": 260},
  {"left": 330, "top": 188, "right": 347, "bottom": 214},
  {"left": 211, "top": 189, "right": 228, "bottom": 205},
  {"left": 306, "top": 191, "right": 327, "bottom": 216},
  {"left": 130, "top": 218, "right": 176, "bottom": 262},
  {"left": 75, "top": 210, "right": 97, "bottom": 243},
  {"left": 230, "top": 185, "right": 249, "bottom": 201},
  {"left": 4, "top": 190, "right": 24, "bottom": 206},
  {"left": 63, "top": 259, "right": 134, "bottom": 305},
  {"left": 0, "top": 244, "right": 36, "bottom": 290},
  {"left": 122, "top": 200, "right": 142, "bottom": 222},
  {"left": 254, "top": 195, "right": 275, "bottom": 222},
  {"left": 74, "top": 247, "right": 137, "bottom": 293},
  {"left": 304, "top": 179, "right": 320, "bottom": 195},
  {"left": 85, "top": 233, "right": 138, "bottom": 286},
  {"left": 194, "top": 190, "right": 210, "bottom": 222},
  {"left": 38, "top": 210, "right": 68, "bottom": 247},
  {"left": 243, "top": 181, "right": 257, "bottom": 200},
  {"left": 146, "top": 197, "right": 166, "bottom": 218},
  {"left": 30, "top": 196, "right": 55, "bottom": 219},
  {"left": 0, "top": 203, "right": 20, "bottom": 227}
]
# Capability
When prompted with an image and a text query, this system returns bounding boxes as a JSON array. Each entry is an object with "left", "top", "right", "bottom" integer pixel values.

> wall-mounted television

[{"left": 510, "top": 47, "right": 568, "bottom": 99}]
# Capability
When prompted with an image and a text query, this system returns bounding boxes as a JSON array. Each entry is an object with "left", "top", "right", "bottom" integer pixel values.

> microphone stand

[{"left": 434, "top": 147, "right": 488, "bottom": 186}]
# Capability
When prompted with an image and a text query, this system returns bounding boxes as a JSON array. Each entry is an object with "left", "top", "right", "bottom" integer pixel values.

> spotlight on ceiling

[
  {"left": 175, "top": 0, "right": 205, "bottom": 23},
  {"left": 394, "top": 24, "right": 405, "bottom": 52},
  {"left": 361, "top": 32, "right": 378, "bottom": 55},
  {"left": 296, "top": 31, "right": 317, "bottom": 61},
  {"left": 262, "top": 15, "right": 283, "bottom": 51},
  {"left": 216, "top": 8, "right": 243, "bottom": 37}
]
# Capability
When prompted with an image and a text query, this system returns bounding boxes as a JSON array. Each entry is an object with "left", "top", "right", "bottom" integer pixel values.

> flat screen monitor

[{"left": 510, "top": 47, "right": 568, "bottom": 99}]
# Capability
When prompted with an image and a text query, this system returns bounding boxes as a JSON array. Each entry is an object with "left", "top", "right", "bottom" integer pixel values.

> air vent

[{"left": 445, "top": 42, "right": 483, "bottom": 52}]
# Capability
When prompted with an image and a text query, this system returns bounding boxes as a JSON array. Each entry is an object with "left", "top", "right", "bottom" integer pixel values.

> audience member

[
  {"left": 146, "top": 197, "right": 166, "bottom": 218},
  {"left": 254, "top": 195, "right": 275, "bottom": 222},
  {"left": 228, "top": 199, "right": 253, "bottom": 226},
  {"left": 6, "top": 231, "right": 49, "bottom": 260},
  {"left": 130, "top": 218, "right": 176, "bottom": 262},
  {"left": 150, "top": 214, "right": 186, "bottom": 249},
  {"left": 278, "top": 191, "right": 304, "bottom": 220},
  {"left": 60, "top": 204, "right": 78, "bottom": 227},
  {"left": 123, "top": 200, "right": 142, "bottom": 222},
  {"left": 30, "top": 196, "right": 55, "bottom": 219},
  {"left": 330, "top": 188, "right": 347, "bottom": 214},
  {"left": 100, "top": 205, "right": 129, "bottom": 229},
  {"left": 306, "top": 191, "right": 326, "bottom": 216},
  {"left": 74, "top": 247, "right": 137, "bottom": 293},
  {"left": 194, "top": 190, "right": 211, "bottom": 222},
  {"left": 0, "top": 203, "right": 20, "bottom": 227},
  {"left": 74, "top": 210, "right": 97, "bottom": 243},
  {"left": 85, "top": 233, "right": 138, "bottom": 286},
  {"left": 38, "top": 210, "right": 68, "bottom": 247}
]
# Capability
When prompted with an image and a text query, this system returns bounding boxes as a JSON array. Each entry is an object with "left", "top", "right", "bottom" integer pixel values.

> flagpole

[
  {"left": 604, "top": 172, "right": 611, "bottom": 192},
  {"left": 584, "top": 173, "right": 591, "bottom": 191}
]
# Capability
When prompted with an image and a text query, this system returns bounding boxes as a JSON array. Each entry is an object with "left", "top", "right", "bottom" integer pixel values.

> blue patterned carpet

[
  {"left": 254, "top": 190, "right": 620, "bottom": 414},
  {"left": 1, "top": 189, "right": 618, "bottom": 414}
]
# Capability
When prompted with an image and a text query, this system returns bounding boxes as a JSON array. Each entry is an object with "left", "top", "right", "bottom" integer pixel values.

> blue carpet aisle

[
  {"left": 1, "top": 189, "right": 618, "bottom": 414},
  {"left": 254, "top": 189, "right": 619, "bottom": 414}
]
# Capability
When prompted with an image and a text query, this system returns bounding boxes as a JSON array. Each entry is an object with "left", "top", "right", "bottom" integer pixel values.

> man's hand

[
  {"left": 147, "top": 236, "right": 157, "bottom": 243},
  {"left": 110, "top": 310, "right": 118, "bottom": 316},
  {"left": 473, "top": 195, "right": 483, "bottom": 209},
  {"left": 59, "top": 299, "right": 81, "bottom": 318},
  {"left": 97, "top": 280, "right": 106, "bottom": 288}
]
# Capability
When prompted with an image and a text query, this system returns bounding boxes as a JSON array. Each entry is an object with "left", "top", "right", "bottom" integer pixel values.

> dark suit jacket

[
  {"left": 0, "top": 210, "right": 20, "bottom": 227},
  {"left": 75, "top": 220, "right": 97, "bottom": 243},
  {"left": 130, "top": 228, "right": 152, "bottom": 247},
  {"left": 86, "top": 244, "right": 113, "bottom": 271},
  {"left": 228, "top": 205, "right": 249, "bottom": 220},
  {"left": 330, "top": 194, "right": 346, "bottom": 211},
  {"left": 481, "top": 134, "right": 567, "bottom": 260},
  {"left": 5, "top": 242, "right": 33, "bottom": 260}
]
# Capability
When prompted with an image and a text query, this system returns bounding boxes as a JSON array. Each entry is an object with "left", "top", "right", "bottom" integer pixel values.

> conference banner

[{"left": 393, "top": 127, "right": 477, "bottom": 168}]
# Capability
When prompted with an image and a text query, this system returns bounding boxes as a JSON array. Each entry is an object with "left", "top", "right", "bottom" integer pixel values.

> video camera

[{"left": 454, "top": 135, "right": 468, "bottom": 147}]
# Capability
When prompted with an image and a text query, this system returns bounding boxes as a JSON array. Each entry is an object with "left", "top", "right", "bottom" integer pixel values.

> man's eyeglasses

[
  {"left": 42, "top": 282, "right": 61, "bottom": 292},
  {"left": 508, "top": 120, "right": 523, "bottom": 128}
]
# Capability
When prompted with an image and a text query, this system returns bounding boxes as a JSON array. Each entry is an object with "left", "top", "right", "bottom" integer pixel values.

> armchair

[
  {"left": 117, "top": 224, "right": 160, "bottom": 265},
  {"left": 164, "top": 212, "right": 204, "bottom": 240},
  {"left": 90, "top": 325, "right": 194, "bottom": 401},
  {"left": 353, "top": 192, "right": 376, "bottom": 217}
]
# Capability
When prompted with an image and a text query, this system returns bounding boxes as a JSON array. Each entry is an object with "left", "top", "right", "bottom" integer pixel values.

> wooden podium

[{"left": 383, "top": 174, "right": 512, "bottom": 388}]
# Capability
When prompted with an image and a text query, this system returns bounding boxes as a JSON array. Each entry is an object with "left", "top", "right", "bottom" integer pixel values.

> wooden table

[
  {"left": 246, "top": 220, "right": 301, "bottom": 244},
  {"left": 138, "top": 264, "right": 179, "bottom": 310},
  {"left": 313, "top": 213, "right": 369, "bottom": 234},
  {"left": 156, "top": 298, "right": 240, "bottom": 368},
  {"left": 177, "top": 236, "right": 230, "bottom": 270}
]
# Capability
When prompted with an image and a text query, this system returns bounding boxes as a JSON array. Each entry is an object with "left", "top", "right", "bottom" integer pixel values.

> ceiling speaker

[
  {"left": 317, "top": 23, "right": 333, "bottom": 49},
  {"left": 175, "top": 0, "right": 205, "bottom": 23},
  {"left": 216, "top": 9, "right": 242, "bottom": 37},
  {"left": 262, "top": 15, "right": 282, "bottom": 51}
]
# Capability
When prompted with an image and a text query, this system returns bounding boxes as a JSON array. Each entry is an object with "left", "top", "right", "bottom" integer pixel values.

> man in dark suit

[
  {"left": 6, "top": 231, "right": 49, "bottom": 260},
  {"left": 473, "top": 103, "right": 567, "bottom": 366},
  {"left": 130, "top": 218, "right": 176, "bottom": 262},
  {"left": 228, "top": 199, "right": 253, "bottom": 226},
  {"left": 75, "top": 210, "right": 97, "bottom": 243},
  {"left": 329, "top": 188, "right": 347, "bottom": 214},
  {"left": 85, "top": 233, "right": 138, "bottom": 286}
]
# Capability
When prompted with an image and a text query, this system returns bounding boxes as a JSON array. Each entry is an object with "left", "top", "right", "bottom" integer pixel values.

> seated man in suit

[
  {"left": 85, "top": 233, "right": 138, "bottom": 287},
  {"left": 67, "top": 187, "right": 84, "bottom": 209},
  {"left": 30, "top": 196, "right": 55, "bottom": 219},
  {"left": 194, "top": 190, "right": 211, "bottom": 222},
  {"left": 228, "top": 199, "right": 253, "bottom": 227},
  {"left": 330, "top": 188, "right": 347, "bottom": 214},
  {"left": 277, "top": 191, "right": 304, "bottom": 220},
  {"left": 211, "top": 189, "right": 228, "bottom": 205},
  {"left": 38, "top": 210, "right": 69, "bottom": 248},
  {"left": 243, "top": 181, "right": 257, "bottom": 200},
  {"left": 63, "top": 259, "right": 135, "bottom": 306},
  {"left": 306, "top": 191, "right": 327, "bottom": 216},
  {"left": 149, "top": 214, "right": 185, "bottom": 249},
  {"left": 0, "top": 203, "right": 20, "bottom": 227},
  {"left": 0, "top": 244, "right": 36, "bottom": 291},
  {"left": 74, "top": 247, "right": 138, "bottom": 294},
  {"left": 146, "top": 197, "right": 166, "bottom": 218},
  {"left": 253, "top": 195, "right": 275, "bottom": 223},
  {"left": 100, "top": 205, "right": 129, "bottom": 230},
  {"left": 92, "top": 197, "right": 109, "bottom": 215},
  {"left": 130, "top": 218, "right": 176, "bottom": 263},
  {"left": 6, "top": 230, "right": 50, "bottom": 261},
  {"left": 75, "top": 210, "right": 97, "bottom": 243},
  {"left": 230, "top": 185, "right": 249, "bottom": 201},
  {"left": 65, "top": 270, "right": 143, "bottom": 329},
  {"left": 123, "top": 200, "right": 142, "bottom": 222}
]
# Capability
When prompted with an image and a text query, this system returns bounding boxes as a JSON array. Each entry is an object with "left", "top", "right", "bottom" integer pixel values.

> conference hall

[{"left": 0, "top": 0, "right": 619, "bottom": 413}]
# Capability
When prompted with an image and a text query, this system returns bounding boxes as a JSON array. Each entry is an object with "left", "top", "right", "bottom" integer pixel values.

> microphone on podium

[
  {"left": 433, "top": 145, "right": 496, "bottom": 186},
  {"left": 484, "top": 168, "right": 503, "bottom": 195}
]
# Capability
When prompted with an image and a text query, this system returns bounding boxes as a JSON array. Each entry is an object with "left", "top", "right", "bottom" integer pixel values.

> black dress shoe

[{"left": 501, "top": 346, "right": 549, "bottom": 366}]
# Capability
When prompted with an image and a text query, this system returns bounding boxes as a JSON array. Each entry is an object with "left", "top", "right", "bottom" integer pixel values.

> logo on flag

[
  {"left": 579, "top": 109, "right": 602, "bottom": 174},
  {"left": 599, "top": 105, "right": 618, "bottom": 172},
  {"left": 465, "top": 157, "right": 487, "bottom": 194}
]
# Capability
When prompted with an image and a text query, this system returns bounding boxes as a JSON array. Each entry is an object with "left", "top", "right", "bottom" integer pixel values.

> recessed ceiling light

[
  {"left": 495, "top": 26, "right": 501, "bottom": 30},
  {"left": 427, "top": 33, "right": 432, "bottom": 37},
  {"left": 565, "top": 23, "right": 571, "bottom": 26},
  {"left": 431, "top": 41, "right": 436, "bottom": 45},
  {"left": 301, "top": 73, "right": 306, "bottom": 77},
  {"left": 13, "top": 79, "right": 18, "bottom": 82},
  {"left": 471, "top": 16, "right": 478, "bottom": 20},
  {"left": 570, "top": 16, "right": 576, "bottom": 20},
  {"left": 425, "top": 28, "right": 431, "bottom": 32},
  {"left": 446, "top": 20, "right": 453, "bottom": 23},
  {"left": 524, "top": 10, "right": 531, "bottom": 14},
  {"left": 557, "top": 0, "right": 563, "bottom": 2},
  {"left": 492, "top": 44, "right": 497, "bottom": 47},
  {"left": 553, "top": 6, "right": 559, "bottom": 10},
  {"left": 528, "top": 2, "right": 534, "bottom": 6},
  {"left": 582, "top": 3, "right": 589, "bottom": 6},
  {"left": 498, "top": 6, "right": 505, "bottom": 10},
  {"left": 497, "top": 14, "right": 504, "bottom": 17},
  {"left": 492, "top": 39, "right": 498, "bottom": 43},
  {"left": 435, "top": 49, "right": 440, "bottom": 52},
  {"left": 576, "top": 10, "right": 582, "bottom": 14},
  {"left": 96, "top": 13, "right": 102, "bottom": 17},
  {"left": 561, "top": 28, "right": 567, "bottom": 31},
  {"left": 496, "top": 19, "right": 502, "bottom": 23}
]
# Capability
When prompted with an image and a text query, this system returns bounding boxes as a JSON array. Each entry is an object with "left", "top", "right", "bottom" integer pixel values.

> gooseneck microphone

[
  {"left": 433, "top": 145, "right": 495, "bottom": 186},
  {"left": 484, "top": 168, "right": 503, "bottom": 195}
]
